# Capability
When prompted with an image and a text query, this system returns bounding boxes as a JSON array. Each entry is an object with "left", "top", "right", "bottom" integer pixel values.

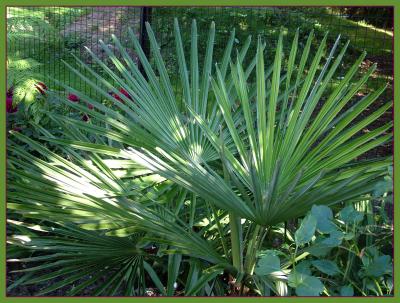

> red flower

[
  {"left": 112, "top": 93, "right": 124, "bottom": 103},
  {"left": 12, "top": 127, "right": 22, "bottom": 132},
  {"left": 68, "top": 93, "right": 80, "bottom": 102},
  {"left": 6, "top": 96, "right": 17, "bottom": 113},
  {"left": 35, "top": 82, "right": 47, "bottom": 95},
  {"left": 108, "top": 91, "right": 122, "bottom": 103},
  {"left": 87, "top": 103, "right": 94, "bottom": 110},
  {"left": 119, "top": 88, "right": 132, "bottom": 100},
  {"left": 109, "top": 88, "right": 132, "bottom": 104},
  {"left": 82, "top": 114, "right": 90, "bottom": 122}
]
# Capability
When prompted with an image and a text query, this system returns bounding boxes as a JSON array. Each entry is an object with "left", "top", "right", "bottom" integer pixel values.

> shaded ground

[
  {"left": 46, "top": 7, "right": 141, "bottom": 94},
  {"left": 61, "top": 7, "right": 140, "bottom": 63}
]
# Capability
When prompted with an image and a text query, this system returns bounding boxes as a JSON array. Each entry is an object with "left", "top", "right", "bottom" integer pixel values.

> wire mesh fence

[
  {"left": 7, "top": 6, "right": 142, "bottom": 97},
  {"left": 7, "top": 6, "right": 393, "bottom": 96},
  {"left": 7, "top": 6, "right": 393, "bottom": 157},
  {"left": 148, "top": 7, "right": 393, "bottom": 99}
]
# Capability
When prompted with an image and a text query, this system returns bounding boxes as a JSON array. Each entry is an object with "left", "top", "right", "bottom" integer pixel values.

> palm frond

[{"left": 7, "top": 19, "right": 392, "bottom": 292}]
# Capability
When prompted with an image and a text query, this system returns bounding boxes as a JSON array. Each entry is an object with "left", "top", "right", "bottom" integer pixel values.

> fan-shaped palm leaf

[{"left": 7, "top": 19, "right": 391, "bottom": 295}]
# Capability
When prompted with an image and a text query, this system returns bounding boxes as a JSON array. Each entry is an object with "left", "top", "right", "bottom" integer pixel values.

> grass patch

[
  {"left": 150, "top": 7, "right": 392, "bottom": 100},
  {"left": 316, "top": 8, "right": 392, "bottom": 56}
]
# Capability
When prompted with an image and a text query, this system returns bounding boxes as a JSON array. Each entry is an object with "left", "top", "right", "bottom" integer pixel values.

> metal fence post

[{"left": 139, "top": 7, "right": 152, "bottom": 77}]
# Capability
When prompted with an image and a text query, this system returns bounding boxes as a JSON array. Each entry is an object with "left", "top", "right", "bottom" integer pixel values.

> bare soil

[{"left": 61, "top": 7, "right": 140, "bottom": 63}]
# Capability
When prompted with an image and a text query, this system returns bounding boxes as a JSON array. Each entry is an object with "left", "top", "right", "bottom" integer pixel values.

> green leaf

[
  {"left": 295, "top": 260, "right": 312, "bottom": 275},
  {"left": 340, "top": 285, "right": 354, "bottom": 296},
  {"left": 311, "top": 260, "right": 340, "bottom": 276},
  {"left": 344, "top": 232, "right": 355, "bottom": 240},
  {"left": 143, "top": 261, "right": 166, "bottom": 296},
  {"left": 362, "top": 255, "right": 392, "bottom": 278},
  {"left": 386, "top": 277, "right": 394, "bottom": 293},
  {"left": 185, "top": 259, "right": 201, "bottom": 292},
  {"left": 373, "top": 175, "right": 392, "bottom": 197},
  {"left": 311, "top": 205, "right": 336, "bottom": 233},
  {"left": 295, "top": 213, "right": 317, "bottom": 246},
  {"left": 255, "top": 251, "right": 281, "bottom": 276},
  {"left": 167, "top": 254, "right": 182, "bottom": 296},
  {"left": 339, "top": 205, "right": 364, "bottom": 224},
  {"left": 288, "top": 271, "right": 324, "bottom": 296},
  {"left": 7, "top": 19, "right": 392, "bottom": 297},
  {"left": 185, "top": 265, "right": 224, "bottom": 296},
  {"left": 323, "top": 230, "right": 344, "bottom": 246},
  {"left": 306, "top": 233, "right": 342, "bottom": 257}
]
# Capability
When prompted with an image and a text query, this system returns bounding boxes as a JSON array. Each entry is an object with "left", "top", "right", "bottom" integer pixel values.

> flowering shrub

[{"left": 67, "top": 93, "right": 80, "bottom": 102}]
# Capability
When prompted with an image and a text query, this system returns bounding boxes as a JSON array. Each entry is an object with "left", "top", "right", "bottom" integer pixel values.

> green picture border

[{"left": 1, "top": 0, "right": 398, "bottom": 302}]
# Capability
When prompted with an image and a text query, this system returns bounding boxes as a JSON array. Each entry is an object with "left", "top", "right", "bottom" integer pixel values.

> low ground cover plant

[{"left": 7, "top": 19, "right": 392, "bottom": 296}]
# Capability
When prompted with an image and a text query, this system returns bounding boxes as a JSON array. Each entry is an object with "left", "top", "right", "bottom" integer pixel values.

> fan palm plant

[{"left": 7, "top": 19, "right": 392, "bottom": 296}]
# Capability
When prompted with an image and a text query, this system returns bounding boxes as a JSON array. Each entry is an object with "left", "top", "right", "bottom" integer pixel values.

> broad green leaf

[
  {"left": 324, "top": 230, "right": 344, "bottom": 245},
  {"left": 311, "top": 205, "right": 336, "bottom": 233},
  {"left": 339, "top": 205, "right": 364, "bottom": 224},
  {"left": 343, "top": 232, "right": 355, "bottom": 240},
  {"left": 288, "top": 271, "right": 324, "bottom": 296},
  {"left": 373, "top": 175, "right": 392, "bottom": 197},
  {"left": 311, "top": 260, "right": 340, "bottom": 276},
  {"left": 295, "top": 213, "right": 317, "bottom": 246},
  {"left": 362, "top": 255, "right": 392, "bottom": 278},
  {"left": 295, "top": 261, "right": 312, "bottom": 276},
  {"left": 306, "top": 236, "right": 337, "bottom": 257},
  {"left": 255, "top": 251, "right": 281, "bottom": 276},
  {"left": 340, "top": 285, "right": 354, "bottom": 296}
]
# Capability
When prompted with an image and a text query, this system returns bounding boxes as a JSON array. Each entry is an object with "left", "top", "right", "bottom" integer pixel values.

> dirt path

[{"left": 61, "top": 7, "right": 141, "bottom": 63}]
